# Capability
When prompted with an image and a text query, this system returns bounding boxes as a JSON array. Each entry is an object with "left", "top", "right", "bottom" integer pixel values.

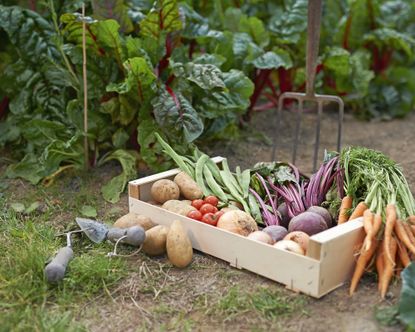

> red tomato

[
  {"left": 191, "top": 199, "right": 204, "bottom": 210},
  {"left": 201, "top": 212, "right": 218, "bottom": 226},
  {"left": 214, "top": 210, "right": 225, "bottom": 221},
  {"left": 204, "top": 195, "right": 219, "bottom": 207},
  {"left": 199, "top": 203, "right": 218, "bottom": 215},
  {"left": 187, "top": 210, "right": 202, "bottom": 221}
]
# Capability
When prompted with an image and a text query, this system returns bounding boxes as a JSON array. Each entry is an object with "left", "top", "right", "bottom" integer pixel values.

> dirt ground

[{"left": 2, "top": 109, "right": 414, "bottom": 331}]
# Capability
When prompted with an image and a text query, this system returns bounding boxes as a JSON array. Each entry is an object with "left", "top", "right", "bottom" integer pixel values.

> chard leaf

[
  {"left": 364, "top": 28, "right": 415, "bottom": 57},
  {"left": 398, "top": 263, "right": 415, "bottom": 329},
  {"left": 137, "top": 118, "right": 161, "bottom": 169},
  {"left": 172, "top": 62, "right": 226, "bottom": 90},
  {"left": 192, "top": 53, "right": 226, "bottom": 67},
  {"left": 239, "top": 16, "right": 269, "bottom": 48},
  {"left": 152, "top": 88, "right": 204, "bottom": 142},
  {"left": 139, "top": 0, "right": 182, "bottom": 39},
  {"left": 0, "top": 5, "right": 59, "bottom": 63},
  {"left": 5, "top": 154, "right": 45, "bottom": 185},
  {"left": 100, "top": 150, "right": 137, "bottom": 203},
  {"left": 251, "top": 51, "right": 293, "bottom": 70},
  {"left": 112, "top": 128, "right": 129, "bottom": 148},
  {"left": 268, "top": 0, "right": 308, "bottom": 43},
  {"left": 91, "top": 0, "right": 134, "bottom": 33},
  {"left": 180, "top": 3, "right": 210, "bottom": 38},
  {"left": 93, "top": 19, "right": 125, "bottom": 61},
  {"left": 106, "top": 57, "right": 156, "bottom": 97}
]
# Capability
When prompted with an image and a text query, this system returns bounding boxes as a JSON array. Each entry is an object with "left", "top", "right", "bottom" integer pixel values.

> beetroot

[
  {"left": 288, "top": 211, "right": 328, "bottom": 235},
  {"left": 307, "top": 206, "right": 333, "bottom": 228},
  {"left": 277, "top": 202, "right": 290, "bottom": 228},
  {"left": 262, "top": 225, "right": 288, "bottom": 243}
]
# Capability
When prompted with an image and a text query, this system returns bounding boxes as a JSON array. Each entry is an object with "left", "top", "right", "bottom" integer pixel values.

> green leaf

[
  {"left": 5, "top": 154, "right": 46, "bottom": 185},
  {"left": 172, "top": 62, "right": 226, "bottom": 90},
  {"left": 10, "top": 202, "right": 25, "bottom": 213},
  {"left": 139, "top": 0, "right": 182, "bottom": 39},
  {"left": 398, "top": 262, "right": 415, "bottom": 329},
  {"left": 152, "top": 88, "right": 204, "bottom": 142},
  {"left": 80, "top": 205, "right": 98, "bottom": 218},
  {"left": 251, "top": 51, "right": 293, "bottom": 70},
  {"left": 100, "top": 150, "right": 137, "bottom": 203},
  {"left": 92, "top": 0, "right": 134, "bottom": 33},
  {"left": 106, "top": 57, "right": 156, "bottom": 96},
  {"left": 192, "top": 53, "right": 226, "bottom": 67},
  {"left": 119, "top": 95, "right": 137, "bottom": 126},
  {"left": 364, "top": 28, "right": 415, "bottom": 57},
  {"left": 0, "top": 5, "right": 59, "bottom": 64},
  {"left": 324, "top": 47, "right": 351, "bottom": 77},
  {"left": 180, "top": 3, "right": 210, "bottom": 39},
  {"left": 268, "top": 0, "right": 308, "bottom": 43},
  {"left": 112, "top": 128, "right": 130, "bottom": 149},
  {"left": 239, "top": 16, "right": 269, "bottom": 48},
  {"left": 93, "top": 19, "right": 125, "bottom": 61}
]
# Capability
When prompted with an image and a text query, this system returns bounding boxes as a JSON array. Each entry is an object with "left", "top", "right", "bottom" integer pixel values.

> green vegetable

[{"left": 398, "top": 262, "right": 415, "bottom": 329}]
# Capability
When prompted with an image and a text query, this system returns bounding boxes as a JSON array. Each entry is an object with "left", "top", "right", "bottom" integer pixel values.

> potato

[
  {"left": 174, "top": 172, "right": 203, "bottom": 200},
  {"left": 166, "top": 220, "right": 193, "bottom": 268},
  {"left": 113, "top": 212, "right": 156, "bottom": 231},
  {"left": 142, "top": 225, "right": 169, "bottom": 256},
  {"left": 151, "top": 179, "right": 180, "bottom": 203},
  {"left": 162, "top": 200, "right": 197, "bottom": 216}
]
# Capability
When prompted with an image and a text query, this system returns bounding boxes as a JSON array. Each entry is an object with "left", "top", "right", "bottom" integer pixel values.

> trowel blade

[{"left": 75, "top": 217, "right": 109, "bottom": 243}]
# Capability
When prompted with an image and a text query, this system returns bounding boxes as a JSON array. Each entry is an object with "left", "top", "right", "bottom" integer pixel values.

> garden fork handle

[{"left": 305, "top": 0, "right": 323, "bottom": 97}]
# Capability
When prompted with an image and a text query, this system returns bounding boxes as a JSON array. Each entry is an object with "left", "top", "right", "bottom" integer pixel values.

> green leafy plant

[{"left": 398, "top": 262, "right": 415, "bottom": 329}]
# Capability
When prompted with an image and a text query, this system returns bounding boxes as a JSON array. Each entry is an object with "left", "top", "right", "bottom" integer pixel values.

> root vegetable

[
  {"left": 151, "top": 179, "right": 180, "bottom": 203},
  {"left": 277, "top": 203, "right": 290, "bottom": 228},
  {"left": 273, "top": 240, "right": 304, "bottom": 255},
  {"left": 380, "top": 236, "right": 398, "bottom": 298},
  {"left": 113, "top": 213, "right": 156, "bottom": 231},
  {"left": 288, "top": 212, "right": 327, "bottom": 235},
  {"left": 349, "top": 201, "right": 368, "bottom": 221},
  {"left": 284, "top": 231, "right": 310, "bottom": 252},
  {"left": 174, "top": 172, "right": 203, "bottom": 200},
  {"left": 384, "top": 204, "right": 397, "bottom": 265},
  {"left": 262, "top": 225, "right": 288, "bottom": 243},
  {"left": 142, "top": 225, "right": 169, "bottom": 256},
  {"left": 162, "top": 200, "right": 197, "bottom": 216},
  {"left": 247, "top": 231, "right": 273, "bottom": 244},
  {"left": 338, "top": 195, "right": 353, "bottom": 224},
  {"left": 307, "top": 206, "right": 333, "bottom": 228},
  {"left": 217, "top": 210, "right": 258, "bottom": 236},
  {"left": 166, "top": 220, "right": 193, "bottom": 268}
]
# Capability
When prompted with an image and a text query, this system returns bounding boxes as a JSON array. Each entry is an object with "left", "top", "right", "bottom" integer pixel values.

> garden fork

[{"left": 271, "top": 0, "right": 344, "bottom": 172}]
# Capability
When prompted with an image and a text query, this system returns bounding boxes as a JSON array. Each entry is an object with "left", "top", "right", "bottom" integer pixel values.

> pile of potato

[{"left": 114, "top": 212, "right": 193, "bottom": 268}]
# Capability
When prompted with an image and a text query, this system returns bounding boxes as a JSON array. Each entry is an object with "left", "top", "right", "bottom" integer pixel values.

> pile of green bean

[{"left": 155, "top": 133, "right": 262, "bottom": 222}]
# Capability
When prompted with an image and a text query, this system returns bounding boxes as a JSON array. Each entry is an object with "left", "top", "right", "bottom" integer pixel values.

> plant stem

[{"left": 82, "top": 3, "right": 89, "bottom": 170}]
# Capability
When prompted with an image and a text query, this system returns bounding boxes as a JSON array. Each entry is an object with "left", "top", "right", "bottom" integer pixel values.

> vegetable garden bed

[{"left": 128, "top": 160, "right": 366, "bottom": 298}]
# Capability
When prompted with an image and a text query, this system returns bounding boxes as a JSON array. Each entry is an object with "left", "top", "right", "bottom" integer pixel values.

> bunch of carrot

[
  {"left": 343, "top": 202, "right": 415, "bottom": 297},
  {"left": 337, "top": 147, "right": 415, "bottom": 297}
]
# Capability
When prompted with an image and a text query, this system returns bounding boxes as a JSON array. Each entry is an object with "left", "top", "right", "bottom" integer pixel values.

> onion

[
  {"left": 273, "top": 240, "right": 305, "bottom": 255},
  {"left": 217, "top": 210, "right": 258, "bottom": 236},
  {"left": 284, "top": 231, "right": 310, "bottom": 252},
  {"left": 247, "top": 231, "right": 273, "bottom": 244}
]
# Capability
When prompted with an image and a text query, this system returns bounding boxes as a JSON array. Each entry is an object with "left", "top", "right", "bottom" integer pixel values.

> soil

[{"left": 2, "top": 109, "right": 414, "bottom": 331}]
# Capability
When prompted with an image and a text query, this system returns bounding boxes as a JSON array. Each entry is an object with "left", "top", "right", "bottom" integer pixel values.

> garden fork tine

[{"left": 271, "top": 0, "right": 344, "bottom": 172}]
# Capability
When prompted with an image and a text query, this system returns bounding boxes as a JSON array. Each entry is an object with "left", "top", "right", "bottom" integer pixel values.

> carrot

[
  {"left": 403, "top": 223, "right": 415, "bottom": 246},
  {"left": 397, "top": 240, "right": 411, "bottom": 268},
  {"left": 375, "top": 241, "right": 384, "bottom": 291},
  {"left": 338, "top": 195, "right": 353, "bottom": 224},
  {"left": 380, "top": 236, "right": 397, "bottom": 299},
  {"left": 349, "top": 201, "right": 368, "bottom": 221},
  {"left": 395, "top": 220, "right": 415, "bottom": 256},
  {"left": 408, "top": 215, "right": 415, "bottom": 225},
  {"left": 349, "top": 239, "right": 378, "bottom": 296},
  {"left": 372, "top": 213, "right": 383, "bottom": 236},
  {"left": 384, "top": 204, "right": 397, "bottom": 265},
  {"left": 363, "top": 210, "right": 374, "bottom": 251}
]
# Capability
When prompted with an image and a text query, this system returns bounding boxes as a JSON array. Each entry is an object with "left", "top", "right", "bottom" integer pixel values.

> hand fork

[{"left": 271, "top": 0, "right": 344, "bottom": 172}]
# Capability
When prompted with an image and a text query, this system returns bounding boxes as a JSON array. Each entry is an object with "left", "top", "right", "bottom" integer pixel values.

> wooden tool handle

[{"left": 305, "top": 0, "right": 323, "bottom": 97}]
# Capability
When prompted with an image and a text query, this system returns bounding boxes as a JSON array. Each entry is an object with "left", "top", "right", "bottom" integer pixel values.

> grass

[{"left": 0, "top": 195, "right": 128, "bottom": 331}]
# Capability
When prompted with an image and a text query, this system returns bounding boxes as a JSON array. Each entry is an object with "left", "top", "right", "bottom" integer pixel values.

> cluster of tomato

[{"left": 186, "top": 195, "right": 224, "bottom": 226}]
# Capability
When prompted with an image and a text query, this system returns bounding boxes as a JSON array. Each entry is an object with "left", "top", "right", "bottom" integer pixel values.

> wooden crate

[{"left": 128, "top": 158, "right": 365, "bottom": 298}]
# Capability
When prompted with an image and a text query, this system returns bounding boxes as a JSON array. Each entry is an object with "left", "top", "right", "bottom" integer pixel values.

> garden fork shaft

[{"left": 271, "top": 0, "right": 344, "bottom": 171}]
